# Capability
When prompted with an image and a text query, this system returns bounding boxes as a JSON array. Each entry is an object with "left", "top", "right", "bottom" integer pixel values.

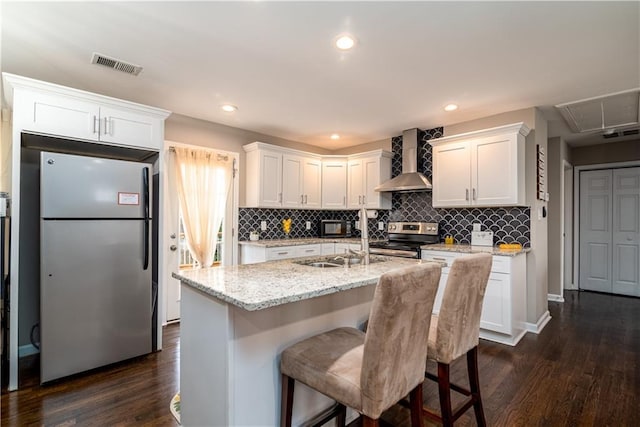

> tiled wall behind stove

[
  {"left": 389, "top": 127, "right": 531, "bottom": 247},
  {"left": 238, "top": 208, "right": 389, "bottom": 241}
]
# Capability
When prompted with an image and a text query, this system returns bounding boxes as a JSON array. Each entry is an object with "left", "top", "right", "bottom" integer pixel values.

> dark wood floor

[{"left": 2, "top": 291, "right": 639, "bottom": 426}]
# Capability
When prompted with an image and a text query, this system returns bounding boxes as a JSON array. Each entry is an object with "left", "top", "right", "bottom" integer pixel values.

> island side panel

[
  {"left": 180, "top": 284, "right": 232, "bottom": 427},
  {"left": 230, "top": 286, "right": 377, "bottom": 426}
]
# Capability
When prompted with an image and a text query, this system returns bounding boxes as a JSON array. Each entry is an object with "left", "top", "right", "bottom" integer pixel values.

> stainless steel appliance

[
  {"left": 369, "top": 221, "right": 439, "bottom": 258},
  {"left": 40, "top": 151, "right": 153, "bottom": 383},
  {"left": 374, "top": 128, "right": 432, "bottom": 192},
  {"left": 319, "top": 220, "right": 351, "bottom": 238}
]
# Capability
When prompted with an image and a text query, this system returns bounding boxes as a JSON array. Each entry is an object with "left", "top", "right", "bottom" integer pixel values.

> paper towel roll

[{"left": 358, "top": 210, "right": 378, "bottom": 219}]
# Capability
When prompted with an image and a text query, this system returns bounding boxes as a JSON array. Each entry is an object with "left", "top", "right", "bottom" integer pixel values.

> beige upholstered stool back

[
  {"left": 359, "top": 263, "right": 441, "bottom": 418},
  {"left": 431, "top": 253, "right": 492, "bottom": 364}
]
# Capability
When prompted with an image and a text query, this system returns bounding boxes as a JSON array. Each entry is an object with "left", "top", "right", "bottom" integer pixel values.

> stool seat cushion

[{"left": 281, "top": 327, "right": 365, "bottom": 412}]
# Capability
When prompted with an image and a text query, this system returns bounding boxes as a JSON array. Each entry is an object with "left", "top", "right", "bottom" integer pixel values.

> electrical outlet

[
  {"left": 355, "top": 220, "right": 360, "bottom": 230},
  {"left": 378, "top": 221, "right": 384, "bottom": 231},
  {"left": 305, "top": 221, "right": 311, "bottom": 230},
  {"left": 260, "top": 221, "right": 267, "bottom": 231}
]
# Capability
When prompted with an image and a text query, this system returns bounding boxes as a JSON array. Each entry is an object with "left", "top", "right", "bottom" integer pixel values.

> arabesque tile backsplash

[{"left": 239, "top": 127, "right": 530, "bottom": 247}]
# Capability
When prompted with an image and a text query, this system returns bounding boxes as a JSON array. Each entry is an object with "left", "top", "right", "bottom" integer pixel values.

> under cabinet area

[
  {"left": 14, "top": 84, "right": 165, "bottom": 151},
  {"left": 244, "top": 142, "right": 392, "bottom": 210},
  {"left": 422, "top": 249, "right": 527, "bottom": 346},
  {"left": 429, "top": 122, "right": 530, "bottom": 207}
]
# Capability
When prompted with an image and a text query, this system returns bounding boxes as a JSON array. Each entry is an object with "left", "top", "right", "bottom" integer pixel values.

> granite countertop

[
  {"left": 172, "top": 255, "right": 422, "bottom": 311},
  {"left": 238, "top": 237, "right": 384, "bottom": 248},
  {"left": 421, "top": 243, "right": 531, "bottom": 257}
]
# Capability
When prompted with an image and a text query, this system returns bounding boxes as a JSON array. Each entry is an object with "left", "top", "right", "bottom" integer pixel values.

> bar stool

[
  {"left": 422, "top": 253, "right": 492, "bottom": 427},
  {"left": 280, "top": 263, "right": 442, "bottom": 427}
]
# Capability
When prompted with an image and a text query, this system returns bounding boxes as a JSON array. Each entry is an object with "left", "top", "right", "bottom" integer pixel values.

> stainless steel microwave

[{"left": 319, "top": 220, "right": 351, "bottom": 238}]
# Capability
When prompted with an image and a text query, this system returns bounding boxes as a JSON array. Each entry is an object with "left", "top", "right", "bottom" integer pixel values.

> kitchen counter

[
  {"left": 172, "top": 255, "right": 420, "bottom": 311},
  {"left": 421, "top": 243, "right": 530, "bottom": 256},
  {"left": 175, "top": 256, "right": 425, "bottom": 426},
  {"left": 238, "top": 237, "right": 384, "bottom": 248}
]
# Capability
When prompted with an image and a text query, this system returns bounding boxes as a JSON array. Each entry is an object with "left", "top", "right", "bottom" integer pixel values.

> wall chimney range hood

[{"left": 375, "top": 128, "right": 432, "bottom": 192}]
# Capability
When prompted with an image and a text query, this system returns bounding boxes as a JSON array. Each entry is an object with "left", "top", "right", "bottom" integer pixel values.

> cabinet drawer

[
  {"left": 321, "top": 243, "right": 336, "bottom": 255},
  {"left": 421, "top": 250, "right": 460, "bottom": 268},
  {"left": 296, "top": 245, "right": 322, "bottom": 257},
  {"left": 491, "top": 256, "right": 511, "bottom": 274},
  {"left": 266, "top": 247, "right": 297, "bottom": 260}
]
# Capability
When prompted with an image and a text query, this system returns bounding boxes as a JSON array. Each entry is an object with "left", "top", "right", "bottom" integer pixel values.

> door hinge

[{"left": 232, "top": 158, "right": 237, "bottom": 178}]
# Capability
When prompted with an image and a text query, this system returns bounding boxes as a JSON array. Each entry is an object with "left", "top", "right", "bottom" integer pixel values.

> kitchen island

[{"left": 173, "top": 255, "right": 422, "bottom": 427}]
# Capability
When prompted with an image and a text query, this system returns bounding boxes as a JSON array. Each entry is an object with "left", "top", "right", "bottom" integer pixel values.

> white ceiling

[{"left": 2, "top": 1, "right": 639, "bottom": 150}]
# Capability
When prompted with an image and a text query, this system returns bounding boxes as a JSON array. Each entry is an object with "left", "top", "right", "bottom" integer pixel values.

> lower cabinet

[
  {"left": 240, "top": 242, "right": 361, "bottom": 264},
  {"left": 422, "top": 250, "right": 527, "bottom": 346}
]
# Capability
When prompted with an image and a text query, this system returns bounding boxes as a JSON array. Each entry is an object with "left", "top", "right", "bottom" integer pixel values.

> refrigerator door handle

[{"left": 143, "top": 167, "right": 150, "bottom": 270}]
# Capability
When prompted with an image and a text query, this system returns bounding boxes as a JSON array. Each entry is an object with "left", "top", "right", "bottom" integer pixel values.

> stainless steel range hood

[{"left": 375, "top": 128, "right": 432, "bottom": 192}]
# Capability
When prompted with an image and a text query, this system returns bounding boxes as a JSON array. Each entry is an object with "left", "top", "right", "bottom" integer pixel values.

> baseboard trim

[
  {"left": 525, "top": 310, "right": 551, "bottom": 334},
  {"left": 548, "top": 294, "right": 565, "bottom": 302},
  {"left": 18, "top": 343, "right": 40, "bottom": 357}
]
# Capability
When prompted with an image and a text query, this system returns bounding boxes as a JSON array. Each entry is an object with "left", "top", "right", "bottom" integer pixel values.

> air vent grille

[
  {"left": 556, "top": 89, "right": 640, "bottom": 133},
  {"left": 91, "top": 53, "right": 142, "bottom": 76}
]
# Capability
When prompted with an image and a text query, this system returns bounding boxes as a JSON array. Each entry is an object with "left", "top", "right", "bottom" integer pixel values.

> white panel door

[
  {"left": 347, "top": 159, "right": 364, "bottom": 208},
  {"left": 100, "top": 106, "right": 161, "bottom": 150},
  {"left": 363, "top": 157, "right": 381, "bottom": 209},
  {"left": 302, "top": 158, "right": 322, "bottom": 208},
  {"left": 473, "top": 135, "right": 515, "bottom": 205},
  {"left": 259, "top": 151, "right": 282, "bottom": 207},
  {"left": 432, "top": 141, "right": 471, "bottom": 207},
  {"left": 321, "top": 161, "right": 347, "bottom": 209},
  {"left": 580, "top": 170, "right": 613, "bottom": 292},
  {"left": 282, "top": 155, "right": 303, "bottom": 207},
  {"left": 612, "top": 168, "right": 640, "bottom": 296}
]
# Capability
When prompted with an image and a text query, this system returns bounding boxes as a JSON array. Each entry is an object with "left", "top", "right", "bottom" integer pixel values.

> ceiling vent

[
  {"left": 602, "top": 127, "right": 640, "bottom": 140},
  {"left": 90, "top": 52, "right": 143, "bottom": 76},
  {"left": 555, "top": 88, "right": 640, "bottom": 133}
]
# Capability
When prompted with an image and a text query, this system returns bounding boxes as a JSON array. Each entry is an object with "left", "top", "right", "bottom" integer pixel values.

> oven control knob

[{"left": 389, "top": 224, "right": 396, "bottom": 231}]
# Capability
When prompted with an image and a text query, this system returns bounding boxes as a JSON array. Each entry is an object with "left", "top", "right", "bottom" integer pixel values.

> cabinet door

[
  {"left": 322, "top": 161, "right": 347, "bottom": 209},
  {"left": 302, "top": 158, "right": 322, "bottom": 208},
  {"left": 472, "top": 134, "right": 517, "bottom": 205},
  {"left": 260, "top": 151, "right": 283, "bottom": 207},
  {"left": 347, "top": 159, "right": 364, "bottom": 208},
  {"left": 21, "top": 91, "right": 100, "bottom": 142},
  {"left": 100, "top": 106, "right": 162, "bottom": 150},
  {"left": 480, "top": 272, "right": 511, "bottom": 334},
  {"left": 282, "top": 155, "right": 303, "bottom": 207},
  {"left": 432, "top": 141, "right": 471, "bottom": 207}
]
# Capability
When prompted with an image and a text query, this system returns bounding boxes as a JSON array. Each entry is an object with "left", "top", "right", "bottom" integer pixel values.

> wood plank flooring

[{"left": 2, "top": 291, "right": 639, "bottom": 426}]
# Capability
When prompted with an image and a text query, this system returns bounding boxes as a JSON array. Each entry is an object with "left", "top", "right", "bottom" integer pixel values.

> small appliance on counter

[
  {"left": 319, "top": 220, "right": 351, "bottom": 238},
  {"left": 369, "top": 222, "right": 439, "bottom": 258},
  {"left": 471, "top": 223, "right": 494, "bottom": 246}
]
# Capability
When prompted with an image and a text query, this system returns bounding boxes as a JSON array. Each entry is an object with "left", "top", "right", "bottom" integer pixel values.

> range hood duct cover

[{"left": 375, "top": 128, "right": 432, "bottom": 192}]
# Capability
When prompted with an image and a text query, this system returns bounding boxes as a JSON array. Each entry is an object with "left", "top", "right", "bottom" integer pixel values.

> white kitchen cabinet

[
  {"left": 321, "top": 160, "right": 348, "bottom": 209},
  {"left": 240, "top": 243, "right": 323, "bottom": 264},
  {"left": 16, "top": 86, "right": 165, "bottom": 151},
  {"left": 244, "top": 143, "right": 321, "bottom": 209},
  {"left": 422, "top": 249, "right": 527, "bottom": 346},
  {"left": 347, "top": 152, "right": 392, "bottom": 210},
  {"left": 430, "top": 123, "right": 530, "bottom": 207}
]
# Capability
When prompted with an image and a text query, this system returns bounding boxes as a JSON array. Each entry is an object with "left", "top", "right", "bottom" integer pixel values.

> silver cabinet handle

[
  {"left": 362, "top": 195, "right": 365, "bottom": 205},
  {"left": 343, "top": 196, "right": 346, "bottom": 205},
  {"left": 305, "top": 195, "right": 308, "bottom": 204},
  {"left": 93, "top": 116, "right": 99, "bottom": 134},
  {"left": 304, "top": 249, "right": 314, "bottom": 252},
  {"left": 465, "top": 189, "right": 469, "bottom": 201},
  {"left": 278, "top": 251, "right": 288, "bottom": 255},
  {"left": 358, "top": 195, "right": 361, "bottom": 204},
  {"left": 301, "top": 195, "right": 304, "bottom": 204},
  {"left": 279, "top": 193, "right": 282, "bottom": 203},
  {"left": 433, "top": 257, "right": 446, "bottom": 261},
  {"left": 473, "top": 188, "right": 477, "bottom": 200}
]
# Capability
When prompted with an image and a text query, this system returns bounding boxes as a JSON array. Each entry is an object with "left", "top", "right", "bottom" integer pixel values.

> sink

[
  {"left": 297, "top": 261, "right": 342, "bottom": 268},
  {"left": 294, "top": 255, "right": 389, "bottom": 268}
]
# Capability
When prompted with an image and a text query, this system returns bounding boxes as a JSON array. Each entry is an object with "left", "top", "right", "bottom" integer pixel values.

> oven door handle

[{"left": 369, "top": 248, "right": 419, "bottom": 258}]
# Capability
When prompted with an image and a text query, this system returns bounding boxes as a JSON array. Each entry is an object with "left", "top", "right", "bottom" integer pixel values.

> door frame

[
  {"left": 573, "top": 160, "right": 640, "bottom": 290},
  {"left": 161, "top": 140, "right": 239, "bottom": 325}
]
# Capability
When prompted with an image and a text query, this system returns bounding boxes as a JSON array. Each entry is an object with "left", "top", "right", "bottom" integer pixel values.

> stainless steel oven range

[{"left": 369, "top": 221, "right": 439, "bottom": 258}]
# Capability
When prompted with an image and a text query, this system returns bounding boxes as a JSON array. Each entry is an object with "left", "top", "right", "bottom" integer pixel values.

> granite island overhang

[{"left": 173, "top": 256, "right": 425, "bottom": 426}]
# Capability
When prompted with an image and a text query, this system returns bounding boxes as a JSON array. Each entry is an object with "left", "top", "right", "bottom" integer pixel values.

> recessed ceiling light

[
  {"left": 330, "top": 134, "right": 340, "bottom": 140},
  {"left": 444, "top": 104, "right": 458, "bottom": 112},
  {"left": 335, "top": 34, "right": 356, "bottom": 50},
  {"left": 221, "top": 104, "right": 238, "bottom": 112}
]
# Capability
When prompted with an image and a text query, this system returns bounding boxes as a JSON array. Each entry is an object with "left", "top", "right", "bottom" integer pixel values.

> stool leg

[
  {"left": 409, "top": 383, "right": 425, "bottom": 427},
  {"left": 362, "top": 415, "right": 379, "bottom": 427},
  {"left": 467, "top": 347, "right": 486, "bottom": 427},
  {"left": 280, "top": 374, "right": 294, "bottom": 427},
  {"left": 437, "top": 362, "right": 453, "bottom": 427},
  {"left": 336, "top": 403, "right": 347, "bottom": 427}
]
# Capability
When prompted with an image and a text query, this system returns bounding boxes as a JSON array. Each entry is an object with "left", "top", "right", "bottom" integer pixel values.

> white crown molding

[{"left": 428, "top": 122, "right": 531, "bottom": 146}]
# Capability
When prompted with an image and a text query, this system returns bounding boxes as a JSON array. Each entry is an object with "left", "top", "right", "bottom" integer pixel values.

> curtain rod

[{"left": 168, "top": 146, "right": 230, "bottom": 161}]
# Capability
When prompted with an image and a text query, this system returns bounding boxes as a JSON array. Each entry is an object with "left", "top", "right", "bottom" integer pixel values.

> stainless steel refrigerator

[{"left": 40, "top": 151, "right": 152, "bottom": 383}]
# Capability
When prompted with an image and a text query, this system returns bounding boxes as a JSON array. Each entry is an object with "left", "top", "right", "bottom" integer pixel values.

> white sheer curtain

[{"left": 172, "top": 146, "right": 233, "bottom": 268}]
